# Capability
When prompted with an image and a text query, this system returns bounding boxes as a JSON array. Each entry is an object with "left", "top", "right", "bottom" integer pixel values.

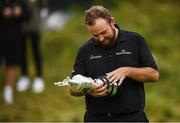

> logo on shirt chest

[
  {"left": 116, "top": 49, "right": 132, "bottom": 55},
  {"left": 89, "top": 55, "right": 102, "bottom": 60}
]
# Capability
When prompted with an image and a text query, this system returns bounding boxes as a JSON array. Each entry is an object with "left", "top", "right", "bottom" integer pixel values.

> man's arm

[
  {"left": 70, "top": 45, "right": 86, "bottom": 97},
  {"left": 107, "top": 67, "right": 159, "bottom": 85},
  {"left": 69, "top": 78, "right": 108, "bottom": 97},
  {"left": 125, "top": 67, "right": 159, "bottom": 82},
  {"left": 69, "top": 88, "right": 85, "bottom": 97},
  {"left": 106, "top": 33, "right": 159, "bottom": 85}
]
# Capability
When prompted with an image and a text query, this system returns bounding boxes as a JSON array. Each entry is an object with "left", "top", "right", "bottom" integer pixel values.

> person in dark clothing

[
  {"left": 16, "top": 0, "right": 48, "bottom": 93},
  {"left": 70, "top": 5, "right": 159, "bottom": 122},
  {"left": 0, "top": 0, "right": 30, "bottom": 104}
]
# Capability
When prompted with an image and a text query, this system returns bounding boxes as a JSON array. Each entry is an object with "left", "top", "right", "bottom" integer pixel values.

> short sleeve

[
  {"left": 71, "top": 46, "right": 87, "bottom": 77},
  {"left": 137, "top": 34, "right": 158, "bottom": 70}
]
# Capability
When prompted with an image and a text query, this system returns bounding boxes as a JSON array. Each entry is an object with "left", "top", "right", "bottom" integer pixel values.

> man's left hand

[{"left": 106, "top": 67, "right": 128, "bottom": 86}]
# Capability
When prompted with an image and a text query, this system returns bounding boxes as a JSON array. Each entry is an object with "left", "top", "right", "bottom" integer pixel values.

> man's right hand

[{"left": 87, "top": 82, "right": 108, "bottom": 97}]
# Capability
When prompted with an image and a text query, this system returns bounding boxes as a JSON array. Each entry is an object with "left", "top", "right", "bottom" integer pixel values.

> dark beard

[{"left": 101, "top": 26, "right": 116, "bottom": 48}]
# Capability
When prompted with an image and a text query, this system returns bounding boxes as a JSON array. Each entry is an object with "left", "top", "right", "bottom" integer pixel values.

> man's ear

[{"left": 111, "top": 17, "right": 115, "bottom": 25}]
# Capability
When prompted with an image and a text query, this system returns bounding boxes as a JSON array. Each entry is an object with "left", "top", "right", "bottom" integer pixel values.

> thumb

[{"left": 118, "top": 76, "right": 125, "bottom": 86}]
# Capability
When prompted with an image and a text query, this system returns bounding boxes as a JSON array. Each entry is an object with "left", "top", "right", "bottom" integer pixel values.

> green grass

[{"left": 0, "top": 0, "right": 180, "bottom": 121}]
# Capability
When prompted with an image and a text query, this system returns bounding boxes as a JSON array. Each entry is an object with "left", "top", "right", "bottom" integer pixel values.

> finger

[
  {"left": 106, "top": 71, "right": 114, "bottom": 79},
  {"left": 112, "top": 77, "right": 120, "bottom": 84},
  {"left": 95, "top": 82, "right": 104, "bottom": 90},
  {"left": 96, "top": 89, "right": 108, "bottom": 97},
  {"left": 96, "top": 84, "right": 108, "bottom": 93},
  {"left": 118, "top": 76, "right": 125, "bottom": 86},
  {"left": 109, "top": 74, "right": 117, "bottom": 82},
  {"left": 110, "top": 75, "right": 120, "bottom": 83}
]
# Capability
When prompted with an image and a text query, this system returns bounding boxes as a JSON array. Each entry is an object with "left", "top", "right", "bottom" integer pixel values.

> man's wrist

[
  {"left": 83, "top": 88, "right": 92, "bottom": 95},
  {"left": 123, "top": 67, "right": 131, "bottom": 77}
]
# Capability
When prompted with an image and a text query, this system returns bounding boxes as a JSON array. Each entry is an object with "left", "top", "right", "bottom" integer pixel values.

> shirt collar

[{"left": 115, "top": 24, "right": 127, "bottom": 43}]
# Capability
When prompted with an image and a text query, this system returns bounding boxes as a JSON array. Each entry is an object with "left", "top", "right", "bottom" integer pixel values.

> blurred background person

[
  {"left": 45, "top": 0, "right": 94, "bottom": 31},
  {"left": 16, "top": 0, "right": 48, "bottom": 93},
  {"left": 47, "top": 0, "right": 94, "bottom": 12},
  {"left": 0, "top": 0, "right": 30, "bottom": 104}
]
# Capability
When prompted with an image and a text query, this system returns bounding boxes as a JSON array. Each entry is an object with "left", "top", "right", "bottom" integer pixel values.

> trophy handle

[{"left": 54, "top": 77, "right": 70, "bottom": 86}]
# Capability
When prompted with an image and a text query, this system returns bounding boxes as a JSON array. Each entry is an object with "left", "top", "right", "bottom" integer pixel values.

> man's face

[{"left": 87, "top": 18, "right": 116, "bottom": 47}]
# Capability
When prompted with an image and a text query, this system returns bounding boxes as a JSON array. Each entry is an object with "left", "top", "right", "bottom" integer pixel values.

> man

[
  {"left": 0, "top": 0, "right": 30, "bottom": 104},
  {"left": 70, "top": 5, "right": 159, "bottom": 122},
  {"left": 16, "top": 0, "right": 48, "bottom": 93}
]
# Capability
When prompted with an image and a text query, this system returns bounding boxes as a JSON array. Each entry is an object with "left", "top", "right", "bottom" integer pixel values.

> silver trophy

[{"left": 54, "top": 74, "right": 118, "bottom": 96}]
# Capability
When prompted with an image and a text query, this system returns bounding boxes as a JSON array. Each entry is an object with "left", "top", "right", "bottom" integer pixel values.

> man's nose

[{"left": 98, "top": 35, "right": 104, "bottom": 42}]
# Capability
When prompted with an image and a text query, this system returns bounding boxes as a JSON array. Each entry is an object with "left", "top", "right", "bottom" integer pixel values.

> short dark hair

[{"left": 85, "top": 5, "right": 112, "bottom": 26}]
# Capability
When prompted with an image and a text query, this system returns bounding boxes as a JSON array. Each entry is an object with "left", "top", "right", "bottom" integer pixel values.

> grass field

[{"left": 0, "top": 0, "right": 180, "bottom": 121}]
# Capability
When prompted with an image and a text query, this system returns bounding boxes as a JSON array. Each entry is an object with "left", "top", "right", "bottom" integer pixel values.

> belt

[{"left": 88, "top": 110, "right": 141, "bottom": 117}]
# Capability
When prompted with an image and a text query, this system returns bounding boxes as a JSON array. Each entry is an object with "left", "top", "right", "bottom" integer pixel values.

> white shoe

[
  {"left": 3, "top": 86, "right": 13, "bottom": 104},
  {"left": 16, "top": 76, "right": 30, "bottom": 92},
  {"left": 32, "top": 77, "right": 44, "bottom": 93}
]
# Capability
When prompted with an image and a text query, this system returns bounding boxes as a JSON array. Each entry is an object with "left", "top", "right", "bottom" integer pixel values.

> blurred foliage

[{"left": 0, "top": 0, "right": 180, "bottom": 122}]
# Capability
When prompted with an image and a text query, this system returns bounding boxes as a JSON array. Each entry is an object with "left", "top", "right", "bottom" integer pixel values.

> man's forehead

[
  {"left": 87, "top": 19, "right": 109, "bottom": 34},
  {"left": 89, "top": 26, "right": 107, "bottom": 35}
]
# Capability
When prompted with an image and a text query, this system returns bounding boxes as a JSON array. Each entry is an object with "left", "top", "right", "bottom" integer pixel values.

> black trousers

[
  {"left": 20, "top": 31, "right": 42, "bottom": 77},
  {"left": 84, "top": 110, "right": 149, "bottom": 122}
]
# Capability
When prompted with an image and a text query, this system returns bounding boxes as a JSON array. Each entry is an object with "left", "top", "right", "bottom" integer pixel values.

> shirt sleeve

[
  {"left": 71, "top": 46, "right": 86, "bottom": 77},
  {"left": 137, "top": 34, "right": 158, "bottom": 71}
]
